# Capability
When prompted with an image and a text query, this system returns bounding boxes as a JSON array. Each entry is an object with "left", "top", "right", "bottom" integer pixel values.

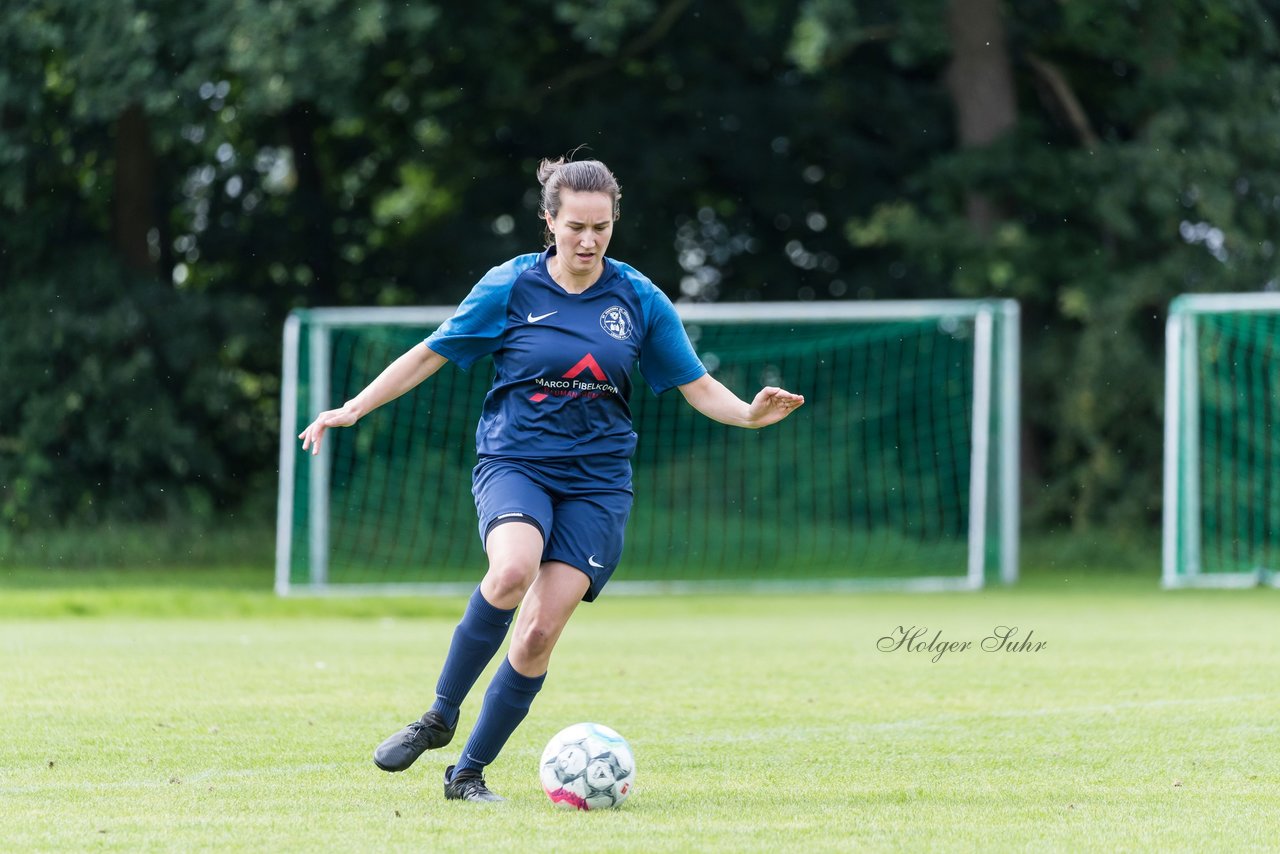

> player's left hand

[{"left": 746, "top": 387, "right": 805, "bottom": 428}]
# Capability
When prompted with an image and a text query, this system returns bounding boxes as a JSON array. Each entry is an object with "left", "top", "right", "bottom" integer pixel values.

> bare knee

[
  {"left": 511, "top": 620, "right": 560, "bottom": 667},
  {"left": 481, "top": 561, "right": 536, "bottom": 608}
]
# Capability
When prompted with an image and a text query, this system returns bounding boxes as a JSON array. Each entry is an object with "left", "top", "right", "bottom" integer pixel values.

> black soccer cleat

[
  {"left": 372, "top": 710, "right": 456, "bottom": 772},
  {"left": 444, "top": 765, "right": 506, "bottom": 802}
]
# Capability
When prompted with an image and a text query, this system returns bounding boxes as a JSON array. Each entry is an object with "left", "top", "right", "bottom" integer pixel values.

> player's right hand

[{"left": 299, "top": 404, "right": 361, "bottom": 455}]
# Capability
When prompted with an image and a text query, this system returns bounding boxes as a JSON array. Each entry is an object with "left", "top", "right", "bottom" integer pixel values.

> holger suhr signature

[{"left": 877, "top": 625, "right": 1047, "bottom": 663}]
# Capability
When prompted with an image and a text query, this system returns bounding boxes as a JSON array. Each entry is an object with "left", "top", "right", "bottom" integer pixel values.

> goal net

[
  {"left": 1163, "top": 294, "right": 1280, "bottom": 587},
  {"left": 276, "top": 301, "right": 1020, "bottom": 594}
]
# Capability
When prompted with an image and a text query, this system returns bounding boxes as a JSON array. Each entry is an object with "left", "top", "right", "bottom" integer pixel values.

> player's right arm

[{"left": 298, "top": 343, "right": 448, "bottom": 455}]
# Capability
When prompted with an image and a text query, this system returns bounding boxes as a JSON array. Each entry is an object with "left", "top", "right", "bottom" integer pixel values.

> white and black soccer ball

[{"left": 539, "top": 722, "right": 635, "bottom": 810}]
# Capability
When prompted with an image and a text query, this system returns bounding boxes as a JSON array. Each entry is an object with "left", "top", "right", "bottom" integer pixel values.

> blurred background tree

[
  {"left": 845, "top": 0, "right": 1280, "bottom": 529},
  {"left": 2, "top": 0, "right": 1278, "bottom": 546}
]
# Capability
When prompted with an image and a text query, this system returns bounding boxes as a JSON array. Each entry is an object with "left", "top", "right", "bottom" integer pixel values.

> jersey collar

[{"left": 541, "top": 245, "right": 616, "bottom": 294}]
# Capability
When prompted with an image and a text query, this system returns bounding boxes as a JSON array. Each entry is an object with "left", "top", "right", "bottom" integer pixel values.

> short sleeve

[
  {"left": 620, "top": 268, "right": 706, "bottom": 395},
  {"left": 424, "top": 255, "right": 538, "bottom": 370}
]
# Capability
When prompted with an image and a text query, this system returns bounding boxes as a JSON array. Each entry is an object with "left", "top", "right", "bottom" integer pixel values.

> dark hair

[{"left": 537, "top": 156, "right": 621, "bottom": 243}]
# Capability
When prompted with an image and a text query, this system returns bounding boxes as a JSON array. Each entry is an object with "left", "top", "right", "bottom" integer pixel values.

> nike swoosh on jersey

[
  {"left": 526, "top": 310, "right": 558, "bottom": 323},
  {"left": 588, "top": 555, "right": 606, "bottom": 568}
]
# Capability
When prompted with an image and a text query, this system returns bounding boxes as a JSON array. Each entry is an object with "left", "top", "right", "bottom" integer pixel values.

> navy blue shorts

[{"left": 472, "top": 455, "right": 633, "bottom": 602}]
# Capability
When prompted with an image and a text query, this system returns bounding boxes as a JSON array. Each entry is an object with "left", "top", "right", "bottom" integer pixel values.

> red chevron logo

[
  {"left": 530, "top": 353, "right": 609, "bottom": 402},
  {"left": 564, "top": 353, "right": 607, "bottom": 381}
]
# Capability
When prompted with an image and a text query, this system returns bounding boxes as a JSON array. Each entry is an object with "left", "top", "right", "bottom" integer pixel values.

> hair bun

[{"left": 536, "top": 157, "right": 566, "bottom": 187}]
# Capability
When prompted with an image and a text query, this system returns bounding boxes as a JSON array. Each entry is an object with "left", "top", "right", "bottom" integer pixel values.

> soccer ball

[{"left": 539, "top": 722, "right": 635, "bottom": 810}]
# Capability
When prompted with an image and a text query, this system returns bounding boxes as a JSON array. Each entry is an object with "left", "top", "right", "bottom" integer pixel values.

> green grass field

[{"left": 2, "top": 572, "right": 1278, "bottom": 852}]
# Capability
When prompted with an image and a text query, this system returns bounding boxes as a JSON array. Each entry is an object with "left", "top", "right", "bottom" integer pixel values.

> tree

[
  {"left": 7, "top": 0, "right": 908, "bottom": 529},
  {"left": 0, "top": 0, "right": 450, "bottom": 528},
  {"left": 943, "top": 0, "right": 1016, "bottom": 234},
  {"left": 848, "top": 0, "right": 1280, "bottom": 528},
  {"left": 4, "top": 0, "right": 1277, "bottom": 539}
]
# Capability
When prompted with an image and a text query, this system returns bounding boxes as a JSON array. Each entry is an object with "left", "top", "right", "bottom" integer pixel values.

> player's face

[{"left": 547, "top": 190, "right": 615, "bottom": 285}]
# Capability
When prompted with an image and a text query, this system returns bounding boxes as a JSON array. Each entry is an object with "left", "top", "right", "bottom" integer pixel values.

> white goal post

[{"left": 1163, "top": 293, "right": 1280, "bottom": 588}]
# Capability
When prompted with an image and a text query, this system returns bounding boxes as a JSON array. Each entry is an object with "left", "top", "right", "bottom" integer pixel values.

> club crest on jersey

[{"left": 599, "top": 306, "right": 633, "bottom": 341}]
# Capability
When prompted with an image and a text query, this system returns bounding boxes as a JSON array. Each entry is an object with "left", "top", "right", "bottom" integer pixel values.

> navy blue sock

[
  {"left": 429, "top": 587, "right": 515, "bottom": 728},
  {"left": 452, "top": 657, "right": 546, "bottom": 777}
]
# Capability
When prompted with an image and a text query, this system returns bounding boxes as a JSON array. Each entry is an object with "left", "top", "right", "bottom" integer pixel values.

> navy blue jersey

[{"left": 425, "top": 248, "right": 706, "bottom": 459}]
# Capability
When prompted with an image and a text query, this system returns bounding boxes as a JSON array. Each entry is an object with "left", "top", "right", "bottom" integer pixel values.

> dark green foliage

[
  {"left": 2, "top": 0, "right": 1278, "bottom": 537},
  {"left": 0, "top": 252, "right": 275, "bottom": 529},
  {"left": 849, "top": 1, "right": 1280, "bottom": 527}
]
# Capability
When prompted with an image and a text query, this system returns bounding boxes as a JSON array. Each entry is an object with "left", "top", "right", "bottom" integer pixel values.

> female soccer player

[{"left": 298, "top": 156, "right": 804, "bottom": 802}]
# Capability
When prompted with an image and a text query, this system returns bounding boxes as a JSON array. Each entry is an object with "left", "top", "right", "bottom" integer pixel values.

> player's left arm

[{"left": 677, "top": 374, "right": 805, "bottom": 429}]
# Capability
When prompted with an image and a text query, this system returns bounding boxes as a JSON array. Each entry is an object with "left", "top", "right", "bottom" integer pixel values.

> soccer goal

[
  {"left": 1163, "top": 293, "right": 1280, "bottom": 588},
  {"left": 276, "top": 300, "right": 1020, "bottom": 595}
]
